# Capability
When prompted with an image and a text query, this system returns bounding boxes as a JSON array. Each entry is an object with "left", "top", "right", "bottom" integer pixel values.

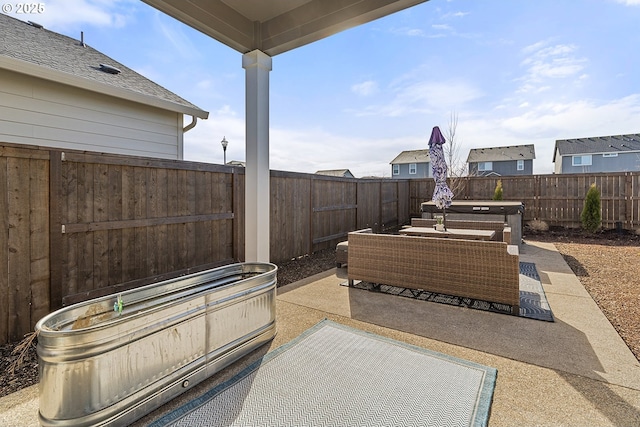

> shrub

[
  {"left": 527, "top": 219, "right": 549, "bottom": 232},
  {"left": 493, "top": 180, "right": 503, "bottom": 201},
  {"left": 581, "top": 183, "right": 601, "bottom": 233}
]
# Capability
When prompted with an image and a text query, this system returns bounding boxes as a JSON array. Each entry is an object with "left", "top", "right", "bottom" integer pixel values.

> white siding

[{"left": 0, "top": 69, "right": 182, "bottom": 159}]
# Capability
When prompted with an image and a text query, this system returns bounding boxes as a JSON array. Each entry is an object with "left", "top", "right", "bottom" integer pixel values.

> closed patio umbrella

[{"left": 428, "top": 126, "right": 454, "bottom": 230}]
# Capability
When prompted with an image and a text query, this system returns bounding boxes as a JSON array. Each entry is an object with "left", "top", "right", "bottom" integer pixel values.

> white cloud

[
  {"left": 188, "top": 89, "right": 640, "bottom": 178},
  {"left": 10, "top": 0, "right": 136, "bottom": 30},
  {"left": 351, "top": 80, "right": 379, "bottom": 96},
  {"left": 268, "top": 127, "right": 423, "bottom": 177},
  {"left": 184, "top": 106, "right": 427, "bottom": 178},
  {"left": 388, "top": 27, "right": 427, "bottom": 37},
  {"left": 615, "top": 0, "right": 640, "bottom": 5},
  {"left": 348, "top": 78, "right": 484, "bottom": 118},
  {"left": 459, "top": 94, "right": 640, "bottom": 174},
  {"left": 440, "top": 11, "right": 469, "bottom": 19},
  {"left": 153, "top": 12, "right": 201, "bottom": 59},
  {"left": 196, "top": 80, "right": 213, "bottom": 90},
  {"left": 183, "top": 105, "right": 245, "bottom": 164},
  {"left": 518, "top": 41, "right": 587, "bottom": 92}
]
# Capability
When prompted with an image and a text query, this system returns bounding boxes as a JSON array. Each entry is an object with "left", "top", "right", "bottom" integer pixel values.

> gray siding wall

[
  {"left": 469, "top": 159, "right": 533, "bottom": 176},
  {"left": 0, "top": 68, "right": 183, "bottom": 159},
  {"left": 391, "top": 162, "right": 430, "bottom": 179},
  {"left": 559, "top": 152, "right": 640, "bottom": 173}
]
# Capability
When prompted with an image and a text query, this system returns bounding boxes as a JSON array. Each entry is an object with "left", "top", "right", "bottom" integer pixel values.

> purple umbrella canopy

[{"left": 428, "top": 126, "right": 454, "bottom": 210}]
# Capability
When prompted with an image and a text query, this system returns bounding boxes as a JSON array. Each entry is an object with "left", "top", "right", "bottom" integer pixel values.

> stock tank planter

[{"left": 35, "top": 262, "right": 277, "bottom": 427}]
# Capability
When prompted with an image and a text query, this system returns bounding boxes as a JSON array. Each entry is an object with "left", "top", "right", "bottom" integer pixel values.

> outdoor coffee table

[{"left": 399, "top": 227, "right": 496, "bottom": 241}]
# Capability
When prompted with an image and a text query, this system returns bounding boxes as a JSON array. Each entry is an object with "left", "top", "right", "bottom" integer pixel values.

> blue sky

[{"left": 5, "top": 0, "right": 640, "bottom": 176}]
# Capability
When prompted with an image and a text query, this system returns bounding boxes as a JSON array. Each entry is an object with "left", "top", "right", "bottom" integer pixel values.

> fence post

[
  {"left": 49, "top": 150, "right": 63, "bottom": 310},
  {"left": 232, "top": 167, "right": 238, "bottom": 262},
  {"left": 625, "top": 173, "right": 633, "bottom": 229},
  {"left": 308, "top": 176, "right": 314, "bottom": 255},
  {"left": 534, "top": 175, "right": 541, "bottom": 220},
  {"left": 378, "top": 181, "right": 383, "bottom": 232}
]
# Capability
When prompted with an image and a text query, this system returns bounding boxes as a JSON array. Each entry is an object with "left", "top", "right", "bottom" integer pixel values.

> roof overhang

[
  {"left": 0, "top": 56, "right": 209, "bottom": 119},
  {"left": 141, "top": 0, "right": 429, "bottom": 56}
]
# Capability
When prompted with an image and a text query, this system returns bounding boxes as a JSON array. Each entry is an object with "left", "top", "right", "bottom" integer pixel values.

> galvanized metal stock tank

[{"left": 35, "top": 262, "right": 277, "bottom": 426}]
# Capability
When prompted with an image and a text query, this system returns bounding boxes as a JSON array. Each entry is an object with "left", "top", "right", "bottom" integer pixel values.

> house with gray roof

[
  {"left": 0, "top": 14, "right": 208, "bottom": 159},
  {"left": 553, "top": 134, "right": 640, "bottom": 174},
  {"left": 390, "top": 149, "right": 430, "bottom": 179},
  {"left": 315, "top": 169, "right": 355, "bottom": 178},
  {"left": 467, "top": 145, "right": 535, "bottom": 176}
]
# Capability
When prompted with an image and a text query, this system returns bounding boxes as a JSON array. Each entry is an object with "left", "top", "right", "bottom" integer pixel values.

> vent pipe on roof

[
  {"left": 80, "top": 31, "right": 86, "bottom": 47},
  {"left": 28, "top": 21, "right": 43, "bottom": 29}
]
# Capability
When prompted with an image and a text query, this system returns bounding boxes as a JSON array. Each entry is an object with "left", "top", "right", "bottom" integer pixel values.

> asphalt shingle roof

[
  {"left": 0, "top": 13, "right": 207, "bottom": 117},
  {"left": 390, "top": 149, "right": 430, "bottom": 164},
  {"left": 466, "top": 144, "right": 535, "bottom": 163},
  {"left": 553, "top": 134, "right": 640, "bottom": 161},
  {"left": 315, "top": 169, "right": 354, "bottom": 177}
]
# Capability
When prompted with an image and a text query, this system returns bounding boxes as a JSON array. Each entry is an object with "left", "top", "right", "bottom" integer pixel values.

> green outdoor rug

[
  {"left": 150, "top": 319, "right": 497, "bottom": 427},
  {"left": 343, "top": 261, "right": 554, "bottom": 322}
]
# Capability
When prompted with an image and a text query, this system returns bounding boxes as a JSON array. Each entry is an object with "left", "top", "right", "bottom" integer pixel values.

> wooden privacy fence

[
  {"left": 409, "top": 173, "right": 640, "bottom": 229},
  {"left": 0, "top": 142, "right": 408, "bottom": 343},
  {"left": 270, "top": 171, "right": 409, "bottom": 260},
  {"left": 3, "top": 140, "right": 640, "bottom": 343},
  {"left": 52, "top": 150, "right": 238, "bottom": 307}
]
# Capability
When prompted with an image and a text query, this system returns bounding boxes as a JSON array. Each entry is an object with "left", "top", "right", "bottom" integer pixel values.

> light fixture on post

[{"left": 220, "top": 136, "right": 228, "bottom": 164}]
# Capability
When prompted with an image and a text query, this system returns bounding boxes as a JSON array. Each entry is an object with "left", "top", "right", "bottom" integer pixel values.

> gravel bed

[
  {"left": 553, "top": 241, "right": 640, "bottom": 360},
  {"left": 2, "top": 235, "right": 638, "bottom": 398}
]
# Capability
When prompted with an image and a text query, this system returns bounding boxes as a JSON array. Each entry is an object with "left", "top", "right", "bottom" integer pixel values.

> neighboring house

[
  {"left": 553, "top": 134, "right": 640, "bottom": 174},
  {"left": 227, "top": 160, "right": 246, "bottom": 167},
  {"left": 315, "top": 169, "right": 355, "bottom": 178},
  {"left": 390, "top": 149, "right": 430, "bottom": 179},
  {"left": 467, "top": 145, "right": 535, "bottom": 176},
  {"left": 0, "top": 14, "right": 208, "bottom": 160}
]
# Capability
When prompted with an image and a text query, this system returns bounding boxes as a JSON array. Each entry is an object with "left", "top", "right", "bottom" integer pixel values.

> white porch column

[{"left": 242, "top": 50, "right": 272, "bottom": 262}]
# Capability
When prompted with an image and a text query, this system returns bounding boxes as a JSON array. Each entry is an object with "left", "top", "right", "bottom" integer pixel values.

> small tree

[
  {"left": 581, "top": 183, "right": 601, "bottom": 232},
  {"left": 443, "top": 111, "right": 467, "bottom": 196},
  {"left": 493, "top": 180, "right": 503, "bottom": 201}
]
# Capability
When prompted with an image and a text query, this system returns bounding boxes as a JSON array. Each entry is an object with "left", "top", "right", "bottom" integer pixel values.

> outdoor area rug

[
  {"left": 343, "top": 262, "right": 554, "bottom": 322},
  {"left": 149, "top": 319, "right": 497, "bottom": 427}
]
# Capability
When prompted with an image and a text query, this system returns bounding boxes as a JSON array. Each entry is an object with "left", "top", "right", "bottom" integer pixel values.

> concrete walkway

[{"left": 2, "top": 241, "right": 639, "bottom": 426}]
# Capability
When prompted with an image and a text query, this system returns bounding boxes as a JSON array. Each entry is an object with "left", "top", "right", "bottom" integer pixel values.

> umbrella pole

[{"left": 442, "top": 207, "right": 447, "bottom": 231}]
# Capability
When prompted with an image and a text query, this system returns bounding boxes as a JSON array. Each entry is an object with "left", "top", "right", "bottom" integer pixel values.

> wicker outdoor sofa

[
  {"left": 336, "top": 219, "right": 513, "bottom": 268},
  {"left": 347, "top": 228, "right": 521, "bottom": 314}
]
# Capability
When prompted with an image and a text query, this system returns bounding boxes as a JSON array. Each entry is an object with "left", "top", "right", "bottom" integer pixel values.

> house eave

[
  {"left": 0, "top": 56, "right": 209, "bottom": 119},
  {"left": 558, "top": 150, "right": 640, "bottom": 157}
]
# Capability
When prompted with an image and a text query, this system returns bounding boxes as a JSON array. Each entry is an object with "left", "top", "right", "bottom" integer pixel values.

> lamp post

[{"left": 220, "top": 136, "right": 228, "bottom": 165}]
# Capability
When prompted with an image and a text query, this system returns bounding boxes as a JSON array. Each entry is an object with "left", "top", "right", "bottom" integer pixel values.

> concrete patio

[{"left": 1, "top": 241, "right": 639, "bottom": 426}]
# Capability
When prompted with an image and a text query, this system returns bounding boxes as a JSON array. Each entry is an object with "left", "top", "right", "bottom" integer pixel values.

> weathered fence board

[
  {"left": 29, "top": 158, "right": 50, "bottom": 331},
  {"left": 270, "top": 172, "right": 311, "bottom": 262},
  {"left": 0, "top": 156, "right": 8, "bottom": 343},
  {"left": 356, "top": 181, "right": 381, "bottom": 230},
  {"left": 311, "top": 176, "right": 358, "bottom": 251},
  {"left": 2, "top": 152, "right": 51, "bottom": 342}
]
